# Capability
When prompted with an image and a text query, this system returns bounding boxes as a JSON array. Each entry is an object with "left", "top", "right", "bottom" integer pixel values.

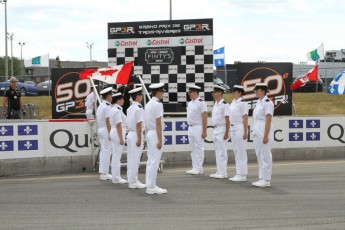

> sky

[{"left": 0, "top": 0, "right": 344, "bottom": 64}]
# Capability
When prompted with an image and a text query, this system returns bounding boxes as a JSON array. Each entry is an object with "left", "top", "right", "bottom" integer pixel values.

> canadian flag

[
  {"left": 79, "top": 61, "right": 133, "bottom": 84},
  {"left": 290, "top": 65, "right": 319, "bottom": 90}
]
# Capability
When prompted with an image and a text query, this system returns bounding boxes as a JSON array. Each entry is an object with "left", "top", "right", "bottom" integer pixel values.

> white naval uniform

[
  {"left": 229, "top": 98, "right": 249, "bottom": 175},
  {"left": 252, "top": 95, "right": 274, "bottom": 181},
  {"left": 144, "top": 97, "right": 164, "bottom": 189},
  {"left": 187, "top": 97, "right": 208, "bottom": 172},
  {"left": 109, "top": 104, "right": 127, "bottom": 183},
  {"left": 126, "top": 101, "right": 145, "bottom": 185},
  {"left": 85, "top": 92, "right": 96, "bottom": 119},
  {"left": 96, "top": 100, "right": 112, "bottom": 174},
  {"left": 212, "top": 99, "right": 230, "bottom": 176}
]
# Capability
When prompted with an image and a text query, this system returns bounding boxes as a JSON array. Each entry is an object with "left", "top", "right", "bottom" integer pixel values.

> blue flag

[{"left": 214, "top": 47, "right": 225, "bottom": 67}]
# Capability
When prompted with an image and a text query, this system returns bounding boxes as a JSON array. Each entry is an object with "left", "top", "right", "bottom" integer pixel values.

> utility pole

[{"left": 86, "top": 42, "right": 94, "bottom": 67}]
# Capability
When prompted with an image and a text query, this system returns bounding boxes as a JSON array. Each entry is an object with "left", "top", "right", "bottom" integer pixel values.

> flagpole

[
  {"left": 90, "top": 77, "right": 101, "bottom": 104},
  {"left": 224, "top": 46, "right": 228, "bottom": 86},
  {"left": 48, "top": 53, "right": 50, "bottom": 96},
  {"left": 138, "top": 75, "right": 151, "bottom": 101},
  {"left": 315, "top": 59, "right": 318, "bottom": 115}
]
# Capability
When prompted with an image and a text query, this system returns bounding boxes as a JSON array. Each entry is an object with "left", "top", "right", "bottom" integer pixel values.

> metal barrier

[{"left": 0, "top": 104, "right": 39, "bottom": 119}]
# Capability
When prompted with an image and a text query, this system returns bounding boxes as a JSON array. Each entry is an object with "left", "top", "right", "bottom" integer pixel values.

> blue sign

[
  {"left": 175, "top": 121, "right": 189, "bottom": 131},
  {"left": 163, "top": 122, "right": 172, "bottom": 131},
  {"left": 289, "top": 132, "right": 303, "bottom": 141},
  {"left": 18, "top": 125, "right": 38, "bottom": 136},
  {"left": 306, "top": 119, "right": 320, "bottom": 128},
  {"left": 164, "top": 135, "right": 172, "bottom": 145},
  {"left": 18, "top": 140, "right": 39, "bottom": 151},
  {"left": 289, "top": 120, "right": 303, "bottom": 128},
  {"left": 176, "top": 135, "right": 189, "bottom": 144},
  {"left": 306, "top": 132, "right": 320, "bottom": 141},
  {"left": 0, "top": 141, "right": 14, "bottom": 151},
  {"left": 0, "top": 126, "right": 14, "bottom": 136}
]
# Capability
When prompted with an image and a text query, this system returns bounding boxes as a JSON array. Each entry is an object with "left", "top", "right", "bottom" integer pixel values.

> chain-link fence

[{"left": 0, "top": 104, "right": 39, "bottom": 119}]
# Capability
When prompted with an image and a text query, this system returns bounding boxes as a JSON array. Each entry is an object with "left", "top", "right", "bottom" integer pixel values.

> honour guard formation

[{"left": 92, "top": 81, "right": 274, "bottom": 194}]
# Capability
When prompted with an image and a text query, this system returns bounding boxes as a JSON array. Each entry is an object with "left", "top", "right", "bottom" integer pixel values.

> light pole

[
  {"left": 1, "top": 0, "right": 8, "bottom": 78},
  {"left": 169, "top": 0, "right": 172, "bottom": 20},
  {"left": 86, "top": 42, "right": 94, "bottom": 67},
  {"left": 7, "top": 32, "right": 13, "bottom": 76},
  {"left": 19, "top": 42, "right": 25, "bottom": 75}
]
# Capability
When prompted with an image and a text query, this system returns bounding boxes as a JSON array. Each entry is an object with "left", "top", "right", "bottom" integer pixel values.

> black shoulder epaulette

[
  {"left": 156, "top": 99, "right": 161, "bottom": 103},
  {"left": 138, "top": 105, "right": 143, "bottom": 108},
  {"left": 265, "top": 99, "right": 270, "bottom": 102},
  {"left": 199, "top": 99, "right": 203, "bottom": 102},
  {"left": 222, "top": 101, "right": 227, "bottom": 104},
  {"left": 117, "top": 107, "right": 121, "bottom": 110}
]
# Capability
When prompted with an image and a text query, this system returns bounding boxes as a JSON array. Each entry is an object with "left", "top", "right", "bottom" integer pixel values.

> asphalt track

[{"left": 0, "top": 159, "right": 345, "bottom": 230}]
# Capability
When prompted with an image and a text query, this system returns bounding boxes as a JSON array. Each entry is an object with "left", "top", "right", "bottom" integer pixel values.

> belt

[{"left": 189, "top": 124, "right": 201, "bottom": 127}]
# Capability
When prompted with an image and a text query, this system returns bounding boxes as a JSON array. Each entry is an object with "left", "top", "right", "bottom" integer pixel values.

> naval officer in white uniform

[
  {"left": 144, "top": 83, "right": 168, "bottom": 195},
  {"left": 252, "top": 83, "right": 274, "bottom": 187},
  {"left": 228, "top": 85, "right": 249, "bottom": 182},
  {"left": 186, "top": 85, "right": 208, "bottom": 175},
  {"left": 126, "top": 87, "right": 146, "bottom": 189},
  {"left": 85, "top": 84, "right": 98, "bottom": 119},
  {"left": 96, "top": 87, "right": 113, "bottom": 180},
  {"left": 109, "top": 92, "right": 127, "bottom": 184},
  {"left": 210, "top": 85, "right": 230, "bottom": 179}
]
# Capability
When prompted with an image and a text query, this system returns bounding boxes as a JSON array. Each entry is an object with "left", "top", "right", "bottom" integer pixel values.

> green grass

[{"left": 22, "top": 93, "right": 345, "bottom": 119}]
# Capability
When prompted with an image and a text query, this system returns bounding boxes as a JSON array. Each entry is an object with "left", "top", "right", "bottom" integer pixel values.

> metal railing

[{"left": 0, "top": 104, "right": 39, "bottom": 119}]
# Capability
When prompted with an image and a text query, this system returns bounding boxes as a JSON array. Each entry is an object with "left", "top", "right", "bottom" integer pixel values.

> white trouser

[
  {"left": 253, "top": 121, "right": 274, "bottom": 181},
  {"left": 98, "top": 127, "right": 112, "bottom": 174},
  {"left": 213, "top": 125, "right": 229, "bottom": 175},
  {"left": 188, "top": 125, "right": 204, "bottom": 171},
  {"left": 127, "top": 131, "right": 143, "bottom": 185},
  {"left": 230, "top": 123, "right": 248, "bottom": 175},
  {"left": 86, "top": 109, "right": 94, "bottom": 119},
  {"left": 110, "top": 127, "right": 126, "bottom": 182},
  {"left": 145, "top": 130, "right": 163, "bottom": 188}
]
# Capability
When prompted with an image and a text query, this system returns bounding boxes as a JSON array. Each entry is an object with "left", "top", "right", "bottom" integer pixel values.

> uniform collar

[
  {"left": 103, "top": 100, "right": 111, "bottom": 105},
  {"left": 215, "top": 98, "right": 224, "bottom": 105},
  {"left": 260, "top": 95, "right": 268, "bottom": 102},
  {"left": 132, "top": 101, "right": 141, "bottom": 106},
  {"left": 193, "top": 97, "right": 201, "bottom": 102},
  {"left": 152, "top": 96, "right": 160, "bottom": 102}
]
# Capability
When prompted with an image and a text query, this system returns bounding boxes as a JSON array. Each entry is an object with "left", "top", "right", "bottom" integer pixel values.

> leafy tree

[{"left": 0, "top": 56, "right": 23, "bottom": 77}]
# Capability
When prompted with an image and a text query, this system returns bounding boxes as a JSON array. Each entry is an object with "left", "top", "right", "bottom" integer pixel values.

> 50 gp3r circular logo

[
  {"left": 54, "top": 72, "right": 92, "bottom": 114},
  {"left": 241, "top": 67, "right": 290, "bottom": 110}
]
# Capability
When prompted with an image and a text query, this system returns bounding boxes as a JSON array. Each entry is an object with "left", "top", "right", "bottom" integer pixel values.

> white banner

[
  {"left": 108, "top": 36, "right": 213, "bottom": 49},
  {"left": 1, "top": 116, "right": 344, "bottom": 160}
]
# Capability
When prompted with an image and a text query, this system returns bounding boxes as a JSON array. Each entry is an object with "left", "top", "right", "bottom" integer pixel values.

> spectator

[{"left": 2, "top": 77, "right": 26, "bottom": 119}]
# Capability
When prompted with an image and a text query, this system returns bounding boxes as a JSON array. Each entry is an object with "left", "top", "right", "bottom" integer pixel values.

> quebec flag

[
  {"left": 214, "top": 47, "right": 225, "bottom": 67},
  {"left": 328, "top": 71, "right": 345, "bottom": 95}
]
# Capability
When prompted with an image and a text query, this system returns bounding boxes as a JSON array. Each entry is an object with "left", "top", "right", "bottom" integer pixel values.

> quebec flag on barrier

[{"left": 214, "top": 47, "right": 225, "bottom": 67}]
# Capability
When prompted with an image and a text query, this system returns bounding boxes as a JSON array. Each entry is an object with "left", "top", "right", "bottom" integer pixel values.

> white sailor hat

[
  {"left": 187, "top": 84, "right": 201, "bottom": 91},
  {"left": 212, "top": 85, "right": 225, "bottom": 92},
  {"left": 232, "top": 85, "right": 245, "bottom": 94},
  {"left": 128, "top": 87, "right": 143, "bottom": 95},
  {"left": 112, "top": 92, "right": 123, "bottom": 98},
  {"left": 100, "top": 87, "right": 113, "bottom": 95},
  {"left": 254, "top": 83, "right": 270, "bottom": 92},
  {"left": 149, "top": 83, "right": 166, "bottom": 91}
]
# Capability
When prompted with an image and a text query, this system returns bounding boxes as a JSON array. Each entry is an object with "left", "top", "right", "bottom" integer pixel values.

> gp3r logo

[
  {"left": 110, "top": 27, "right": 135, "bottom": 34},
  {"left": 183, "top": 24, "right": 210, "bottom": 31},
  {"left": 241, "top": 67, "right": 290, "bottom": 110},
  {"left": 55, "top": 72, "right": 91, "bottom": 114}
]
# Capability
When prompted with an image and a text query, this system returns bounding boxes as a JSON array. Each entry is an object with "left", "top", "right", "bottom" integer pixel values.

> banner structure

[
  {"left": 237, "top": 62, "right": 293, "bottom": 116},
  {"left": 51, "top": 68, "right": 92, "bottom": 119},
  {"left": 108, "top": 18, "right": 214, "bottom": 111}
]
